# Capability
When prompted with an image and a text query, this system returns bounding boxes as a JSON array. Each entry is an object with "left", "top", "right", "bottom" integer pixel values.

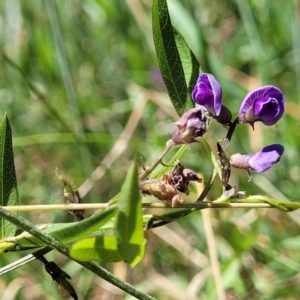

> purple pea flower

[
  {"left": 238, "top": 86, "right": 285, "bottom": 127},
  {"left": 192, "top": 73, "right": 222, "bottom": 116},
  {"left": 171, "top": 107, "right": 207, "bottom": 144},
  {"left": 192, "top": 73, "right": 232, "bottom": 125},
  {"left": 230, "top": 144, "right": 284, "bottom": 173}
]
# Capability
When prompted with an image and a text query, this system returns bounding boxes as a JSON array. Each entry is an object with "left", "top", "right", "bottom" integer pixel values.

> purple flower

[
  {"left": 238, "top": 86, "right": 285, "bottom": 126},
  {"left": 230, "top": 144, "right": 284, "bottom": 173},
  {"left": 171, "top": 108, "right": 207, "bottom": 144},
  {"left": 192, "top": 73, "right": 222, "bottom": 116}
]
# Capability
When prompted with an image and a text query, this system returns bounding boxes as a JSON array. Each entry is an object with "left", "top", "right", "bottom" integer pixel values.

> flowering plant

[
  {"left": 0, "top": 1, "right": 298, "bottom": 300},
  {"left": 189, "top": 72, "right": 285, "bottom": 176}
]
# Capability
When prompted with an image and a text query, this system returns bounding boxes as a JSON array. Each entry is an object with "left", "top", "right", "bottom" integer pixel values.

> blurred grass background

[{"left": 0, "top": 0, "right": 300, "bottom": 299}]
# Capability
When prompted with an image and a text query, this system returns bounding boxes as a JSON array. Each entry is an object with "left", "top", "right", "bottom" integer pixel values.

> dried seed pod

[
  {"left": 38, "top": 256, "right": 78, "bottom": 300},
  {"left": 139, "top": 161, "right": 202, "bottom": 207},
  {"left": 56, "top": 168, "right": 85, "bottom": 221}
]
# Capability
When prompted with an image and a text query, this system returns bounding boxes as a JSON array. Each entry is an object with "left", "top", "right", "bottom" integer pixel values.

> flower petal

[
  {"left": 192, "top": 73, "right": 222, "bottom": 116},
  {"left": 238, "top": 86, "right": 285, "bottom": 126},
  {"left": 248, "top": 144, "right": 284, "bottom": 172}
]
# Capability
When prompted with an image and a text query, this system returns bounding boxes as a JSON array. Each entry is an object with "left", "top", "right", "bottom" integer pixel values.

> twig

[
  {"left": 0, "top": 247, "right": 52, "bottom": 276},
  {"left": 0, "top": 206, "right": 156, "bottom": 300},
  {"left": 2, "top": 199, "right": 300, "bottom": 213}
]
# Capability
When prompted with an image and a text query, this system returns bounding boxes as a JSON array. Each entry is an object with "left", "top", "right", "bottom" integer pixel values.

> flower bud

[
  {"left": 230, "top": 144, "right": 284, "bottom": 173},
  {"left": 238, "top": 86, "right": 285, "bottom": 127},
  {"left": 192, "top": 73, "right": 222, "bottom": 116},
  {"left": 171, "top": 108, "right": 207, "bottom": 144}
]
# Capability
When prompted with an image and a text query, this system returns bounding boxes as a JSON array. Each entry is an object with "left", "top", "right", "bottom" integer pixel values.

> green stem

[
  {"left": 0, "top": 247, "right": 52, "bottom": 275},
  {"left": 197, "top": 169, "right": 217, "bottom": 202},
  {"left": 214, "top": 194, "right": 300, "bottom": 212},
  {"left": 3, "top": 197, "right": 300, "bottom": 213},
  {"left": 139, "top": 139, "right": 175, "bottom": 180},
  {"left": 0, "top": 207, "right": 156, "bottom": 300},
  {"left": 226, "top": 117, "right": 238, "bottom": 142},
  {"left": 146, "top": 194, "right": 300, "bottom": 229}
]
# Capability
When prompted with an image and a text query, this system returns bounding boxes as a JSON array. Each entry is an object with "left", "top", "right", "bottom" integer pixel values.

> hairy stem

[
  {"left": 3, "top": 198, "right": 300, "bottom": 213},
  {"left": 0, "top": 207, "right": 156, "bottom": 300},
  {"left": 0, "top": 247, "right": 52, "bottom": 275}
]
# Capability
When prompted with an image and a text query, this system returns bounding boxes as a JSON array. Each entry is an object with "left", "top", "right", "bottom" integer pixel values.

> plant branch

[
  {"left": 0, "top": 207, "right": 156, "bottom": 300},
  {"left": 226, "top": 117, "right": 238, "bottom": 142},
  {"left": 0, "top": 247, "right": 52, "bottom": 275},
  {"left": 3, "top": 198, "right": 300, "bottom": 213}
]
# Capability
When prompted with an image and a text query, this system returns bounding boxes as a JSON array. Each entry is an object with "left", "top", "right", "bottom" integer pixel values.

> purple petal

[
  {"left": 253, "top": 97, "right": 281, "bottom": 125},
  {"left": 192, "top": 73, "right": 222, "bottom": 116},
  {"left": 239, "top": 86, "right": 285, "bottom": 126},
  {"left": 248, "top": 144, "right": 284, "bottom": 172}
]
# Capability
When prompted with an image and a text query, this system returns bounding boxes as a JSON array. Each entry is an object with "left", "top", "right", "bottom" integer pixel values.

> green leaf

[
  {"left": 167, "top": 0, "right": 203, "bottom": 59},
  {"left": 219, "top": 220, "right": 258, "bottom": 255},
  {"left": 115, "top": 162, "right": 145, "bottom": 267},
  {"left": 173, "top": 28, "right": 200, "bottom": 95},
  {"left": 0, "top": 206, "right": 117, "bottom": 253},
  {"left": 0, "top": 114, "right": 19, "bottom": 238},
  {"left": 199, "top": 137, "right": 222, "bottom": 180},
  {"left": 152, "top": 0, "right": 194, "bottom": 115},
  {"left": 70, "top": 236, "right": 123, "bottom": 262}
]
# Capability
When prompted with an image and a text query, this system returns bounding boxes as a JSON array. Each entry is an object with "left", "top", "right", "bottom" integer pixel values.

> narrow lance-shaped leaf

[
  {"left": 0, "top": 206, "right": 117, "bottom": 253},
  {"left": 0, "top": 114, "right": 19, "bottom": 238},
  {"left": 173, "top": 28, "right": 200, "bottom": 96},
  {"left": 152, "top": 0, "right": 194, "bottom": 115},
  {"left": 115, "top": 162, "right": 145, "bottom": 267}
]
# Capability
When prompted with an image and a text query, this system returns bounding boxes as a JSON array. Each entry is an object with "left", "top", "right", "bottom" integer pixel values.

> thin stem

[
  {"left": 139, "top": 139, "right": 175, "bottom": 180},
  {"left": 2, "top": 199, "right": 300, "bottom": 213},
  {"left": 197, "top": 169, "right": 217, "bottom": 201},
  {"left": 0, "top": 207, "right": 156, "bottom": 300},
  {"left": 0, "top": 247, "right": 52, "bottom": 275},
  {"left": 3, "top": 203, "right": 109, "bottom": 212},
  {"left": 226, "top": 117, "right": 238, "bottom": 142}
]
